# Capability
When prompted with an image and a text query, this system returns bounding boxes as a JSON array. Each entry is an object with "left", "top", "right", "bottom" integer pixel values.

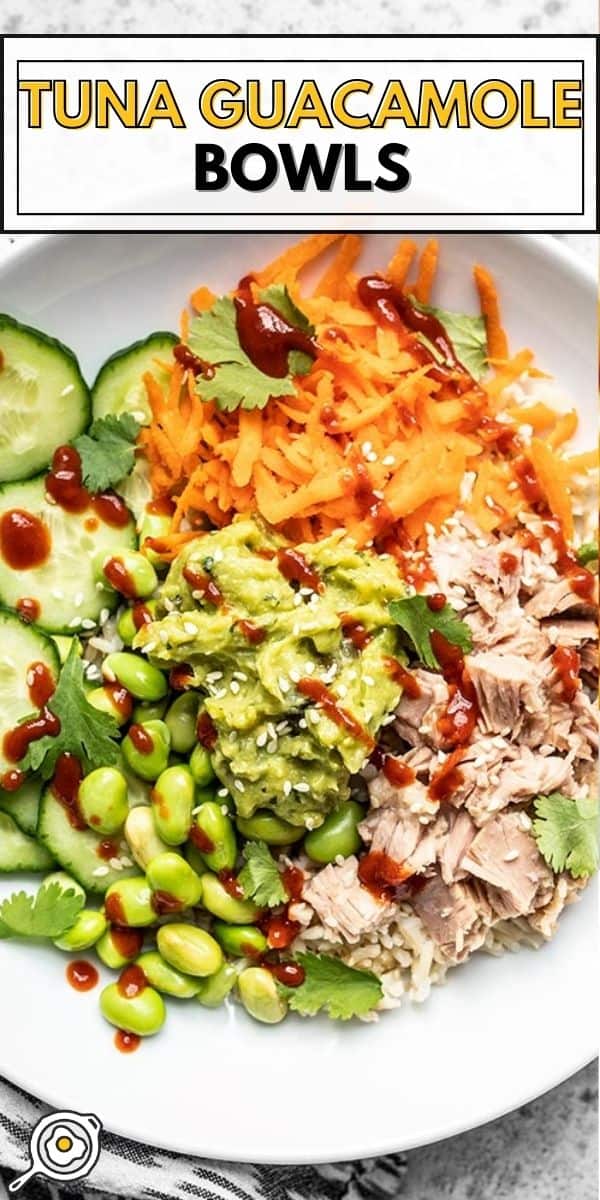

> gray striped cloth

[{"left": 0, "top": 1076, "right": 406, "bottom": 1199}]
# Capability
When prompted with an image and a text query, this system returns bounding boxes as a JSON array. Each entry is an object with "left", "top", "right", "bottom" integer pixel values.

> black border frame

[{"left": 1, "top": 33, "right": 598, "bottom": 233}]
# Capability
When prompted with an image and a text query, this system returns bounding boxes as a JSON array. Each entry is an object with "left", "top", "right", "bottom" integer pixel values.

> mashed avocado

[{"left": 134, "top": 518, "right": 408, "bottom": 828}]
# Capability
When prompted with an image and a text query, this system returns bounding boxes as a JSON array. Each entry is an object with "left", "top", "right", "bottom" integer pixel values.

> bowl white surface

[{"left": 0, "top": 233, "right": 597, "bottom": 1163}]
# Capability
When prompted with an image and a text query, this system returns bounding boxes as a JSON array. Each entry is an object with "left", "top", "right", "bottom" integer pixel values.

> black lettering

[
  {"left": 375, "top": 143, "right": 411, "bottom": 192},
  {"left": 195, "top": 143, "right": 229, "bottom": 190},
  {"left": 344, "top": 144, "right": 372, "bottom": 191},
  {"left": 279, "top": 142, "right": 343, "bottom": 191},
  {"left": 231, "top": 142, "right": 278, "bottom": 191}
]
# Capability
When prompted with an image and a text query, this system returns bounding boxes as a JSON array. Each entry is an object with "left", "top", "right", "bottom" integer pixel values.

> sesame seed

[
  {"left": 120, "top": 856, "right": 133, "bottom": 868},
  {"left": 217, "top": 787, "right": 228, "bottom": 797},
  {"left": 363, "top": 675, "right": 375, "bottom": 686},
  {"left": 279, "top": 676, "right": 291, "bottom": 694},
  {"left": 304, "top": 661, "right": 315, "bottom": 674},
  {"left": 293, "top": 594, "right": 303, "bottom": 607},
  {"left": 256, "top": 732, "right": 268, "bottom": 748},
  {"left": 74, "top": 591, "right": 84, "bottom": 608},
  {"left": 82, "top": 619, "right": 96, "bottom": 631},
  {"left": 283, "top": 781, "right": 292, "bottom": 796},
  {"left": 220, "top": 804, "right": 229, "bottom": 815},
  {"left": 267, "top": 722, "right": 277, "bottom": 741},
  {"left": 299, "top": 719, "right": 307, "bottom": 729},
  {"left": 361, "top": 441, "right": 373, "bottom": 455},
  {"left": 382, "top": 455, "right": 396, "bottom": 467},
  {"left": 230, "top": 680, "right": 240, "bottom": 694},
  {"left": 206, "top": 671, "right": 223, "bottom": 683},
  {"left": 366, "top": 452, "right": 377, "bottom": 463},
  {"left": 234, "top": 780, "right": 245, "bottom": 792},
  {"left": 294, "top": 782, "right": 310, "bottom": 793},
  {"left": 233, "top": 671, "right": 248, "bottom": 682},
  {"left": 214, "top": 688, "right": 227, "bottom": 699},
  {"left": 289, "top": 669, "right": 300, "bottom": 684},
  {"left": 504, "top": 850, "right": 519, "bottom": 862},
  {"left": 267, "top": 741, "right": 278, "bottom": 754},
  {"left": 109, "top": 857, "right": 123, "bottom": 871},
  {"left": 184, "top": 622, "right": 197, "bottom": 635},
  {"left": 92, "top": 865, "right": 110, "bottom": 877},
  {"left": 68, "top": 617, "right": 82, "bottom": 629}
]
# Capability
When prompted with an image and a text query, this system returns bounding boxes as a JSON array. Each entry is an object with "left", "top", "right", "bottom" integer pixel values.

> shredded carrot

[
  {"left": 179, "top": 309, "right": 189, "bottom": 342},
  {"left": 190, "top": 286, "right": 216, "bottom": 313},
  {"left": 412, "top": 239, "right": 439, "bottom": 304},
  {"left": 473, "top": 265, "right": 509, "bottom": 360},
  {"left": 138, "top": 236, "right": 592, "bottom": 555},
  {"left": 387, "top": 239, "right": 418, "bottom": 290},
  {"left": 314, "top": 235, "right": 362, "bottom": 299}
]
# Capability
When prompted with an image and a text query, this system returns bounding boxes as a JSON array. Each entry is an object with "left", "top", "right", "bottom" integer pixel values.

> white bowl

[{"left": 0, "top": 233, "right": 597, "bottom": 1163}]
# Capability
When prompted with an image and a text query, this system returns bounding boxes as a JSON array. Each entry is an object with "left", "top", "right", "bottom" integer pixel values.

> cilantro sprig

[
  {"left": 533, "top": 792, "right": 598, "bottom": 879},
  {"left": 0, "top": 882, "right": 84, "bottom": 940},
  {"left": 410, "top": 297, "right": 488, "bottom": 380},
  {"left": 23, "top": 642, "right": 121, "bottom": 778},
  {"left": 238, "top": 840, "right": 288, "bottom": 908},
  {"left": 280, "top": 952, "right": 383, "bottom": 1020},
  {"left": 73, "top": 413, "right": 139, "bottom": 492},
  {"left": 188, "top": 287, "right": 315, "bottom": 413},
  {"left": 389, "top": 595, "right": 473, "bottom": 670}
]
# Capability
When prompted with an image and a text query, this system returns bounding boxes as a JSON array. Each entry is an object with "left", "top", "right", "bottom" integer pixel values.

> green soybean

[
  {"left": 96, "top": 926, "right": 141, "bottom": 970},
  {"left": 184, "top": 842, "right": 210, "bottom": 876},
  {"left": 212, "top": 921, "right": 267, "bottom": 959},
  {"left": 303, "top": 800, "right": 364, "bottom": 864},
  {"left": 200, "top": 872, "right": 261, "bottom": 925},
  {"left": 104, "top": 876, "right": 155, "bottom": 927},
  {"left": 53, "top": 909, "right": 107, "bottom": 952},
  {"left": 79, "top": 767, "right": 129, "bottom": 835},
  {"left": 87, "top": 685, "right": 130, "bottom": 727},
  {"left": 166, "top": 693, "right": 200, "bottom": 755},
  {"left": 136, "top": 950, "right": 201, "bottom": 998},
  {"left": 124, "top": 806, "right": 171, "bottom": 871},
  {"left": 122, "top": 720, "right": 170, "bottom": 782},
  {"left": 238, "top": 967, "right": 288, "bottom": 1024},
  {"left": 117, "top": 600, "right": 158, "bottom": 647},
  {"left": 157, "top": 924, "right": 223, "bottom": 978},
  {"left": 132, "top": 697, "right": 168, "bottom": 723},
  {"left": 195, "top": 961, "right": 240, "bottom": 1008},
  {"left": 188, "top": 743, "right": 215, "bottom": 787},
  {"left": 146, "top": 852, "right": 203, "bottom": 909},
  {"left": 138, "top": 510, "right": 172, "bottom": 567},
  {"left": 103, "top": 652, "right": 167, "bottom": 702},
  {"left": 236, "top": 810, "right": 304, "bottom": 846},
  {"left": 190, "top": 802, "right": 237, "bottom": 873},
  {"left": 99, "top": 548, "right": 158, "bottom": 600},
  {"left": 151, "top": 764, "right": 195, "bottom": 844},
  {"left": 100, "top": 980, "right": 165, "bottom": 1036}
]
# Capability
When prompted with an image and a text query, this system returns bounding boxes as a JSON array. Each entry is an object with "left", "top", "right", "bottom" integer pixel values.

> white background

[{"left": 2, "top": 35, "right": 596, "bottom": 231}]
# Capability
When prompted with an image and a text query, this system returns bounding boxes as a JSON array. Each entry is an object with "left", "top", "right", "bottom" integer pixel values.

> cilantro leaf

[
  {"left": 188, "top": 290, "right": 314, "bottom": 413},
  {"left": 533, "top": 792, "right": 599, "bottom": 879},
  {"left": 238, "top": 840, "right": 287, "bottom": 908},
  {"left": 281, "top": 952, "right": 383, "bottom": 1020},
  {"left": 577, "top": 542, "right": 598, "bottom": 566},
  {"left": 258, "top": 285, "right": 315, "bottom": 375},
  {"left": 410, "top": 297, "right": 488, "bottom": 380},
  {"left": 73, "top": 413, "right": 140, "bottom": 492},
  {"left": 389, "top": 595, "right": 473, "bottom": 669},
  {"left": 0, "top": 882, "right": 85, "bottom": 940},
  {"left": 23, "top": 642, "right": 121, "bottom": 779}
]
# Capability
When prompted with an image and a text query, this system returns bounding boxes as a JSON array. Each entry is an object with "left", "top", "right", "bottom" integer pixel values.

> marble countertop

[
  {"left": 0, "top": 230, "right": 596, "bottom": 1198},
  {"left": 0, "top": 0, "right": 595, "bottom": 35}
]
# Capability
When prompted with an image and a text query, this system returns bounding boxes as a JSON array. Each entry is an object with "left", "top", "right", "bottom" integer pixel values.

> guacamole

[{"left": 134, "top": 518, "right": 408, "bottom": 828}]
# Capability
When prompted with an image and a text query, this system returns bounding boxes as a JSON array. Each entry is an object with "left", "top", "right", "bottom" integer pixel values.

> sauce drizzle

[
  {"left": 297, "top": 677, "right": 374, "bottom": 749},
  {"left": 0, "top": 509, "right": 51, "bottom": 570},
  {"left": 235, "top": 280, "right": 318, "bottom": 378},
  {"left": 66, "top": 960, "right": 99, "bottom": 992}
]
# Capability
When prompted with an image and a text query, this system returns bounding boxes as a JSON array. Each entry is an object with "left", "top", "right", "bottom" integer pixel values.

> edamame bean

[
  {"left": 104, "top": 876, "right": 155, "bottom": 927},
  {"left": 200, "top": 872, "right": 261, "bottom": 924},
  {"left": 188, "top": 743, "right": 215, "bottom": 787},
  {"left": 166, "top": 693, "right": 200, "bottom": 755},
  {"left": 99, "top": 548, "right": 158, "bottom": 600},
  {"left": 195, "top": 962, "right": 240, "bottom": 1008},
  {"left": 151, "top": 764, "right": 194, "bottom": 844},
  {"left": 132, "top": 698, "right": 168, "bottom": 723},
  {"left": 236, "top": 810, "right": 304, "bottom": 846},
  {"left": 96, "top": 926, "right": 143, "bottom": 970},
  {"left": 184, "top": 842, "right": 209, "bottom": 876},
  {"left": 87, "top": 685, "right": 130, "bottom": 727},
  {"left": 136, "top": 950, "right": 201, "bottom": 998},
  {"left": 157, "top": 924, "right": 223, "bottom": 978},
  {"left": 117, "top": 600, "right": 158, "bottom": 647},
  {"left": 41, "top": 871, "right": 85, "bottom": 903},
  {"left": 53, "top": 909, "right": 107, "bottom": 952},
  {"left": 122, "top": 720, "right": 170, "bottom": 782},
  {"left": 303, "top": 800, "right": 364, "bottom": 864},
  {"left": 103, "top": 651, "right": 167, "bottom": 702},
  {"left": 146, "top": 852, "right": 203, "bottom": 909},
  {"left": 212, "top": 921, "right": 267, "bottom": 959},
  {"left": 79, "top": 767, "right": 128, "bottom": 835},
  {"left": 138, "top": 511, "right": 172, "bottom": 567},
  {"left": 238, "top": 967, "right": 288, "bottom": 1024},
  {"left": 124, "top": 806, "right": 171, "bottom": 871},
  {"left": 190, "top": 802, "right": 237, "bottom": 873},
  {"left": 100, "top": 980, "right": 165, "bottom": 1036}
]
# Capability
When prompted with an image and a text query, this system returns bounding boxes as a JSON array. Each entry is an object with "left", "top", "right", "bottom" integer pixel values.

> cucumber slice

[
  {"left": 92, "top": 332, "right": 177, "bottom": 424},
  {"left": 0, "top": 475, "right": 136, "bottom": 633},
  {"left": 0, "top": 314, "right": 90, "bottom": 483},
  {"left": 0, "top": 811, "right": 54, "bottom": 872},
  {"left": 0, "top": 777, "right": 42, "bottom": 836},
  {"left": 37, "top": 788, "right": 138, "bottom": 893},
  {"left": 0, "top": 610, "right": 60, "bottom": 774}
]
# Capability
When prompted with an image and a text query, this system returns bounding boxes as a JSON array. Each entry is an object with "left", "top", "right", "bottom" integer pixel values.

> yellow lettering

[
  {"left": 331, "top": 80, "right": 372, "bottom": 128},
  {"left": 286, "top": 80, "right": 332, "bottom": 128},
  {"left": 471, "top": 80, "right": 518, "bottom": 128},
  {"left": 53, "top": 80, "right": 92, "bottom": 129},
  {"left": 419, "top": 79, "right": 469, "bottom": 128},
  {"left": 96, "top": 80, "right": 138, "bottom": 128},
  {"left": 199, "top": 80, "right": 243, "bottom": 128},
  {"left": 554, "top": 80, "right": 582, "bottom": 127},
  {"left": 18, "top": 80, "right": 52, "bottom": 127},
  {"left": 372, "top": 81, "right": 417, "bottom": 128},
  {"left": 139, "top": 80, "right": 185, "bottom": 128}
]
